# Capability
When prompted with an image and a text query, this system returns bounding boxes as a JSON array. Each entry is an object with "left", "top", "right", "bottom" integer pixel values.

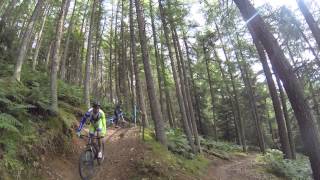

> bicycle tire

[
  {"left": 96, "top": 142, "right": 105, "bottom": 165},
  {"left": 79, "top": 149, "right": 95, "bottom": 180}
]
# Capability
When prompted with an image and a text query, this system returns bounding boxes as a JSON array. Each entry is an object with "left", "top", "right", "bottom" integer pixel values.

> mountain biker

[
  {"left": 114, "top": 103, "right": 123, "bottom": 128},
  {"left": 76, "top": 101, "right": 106, "bottom": 159}
]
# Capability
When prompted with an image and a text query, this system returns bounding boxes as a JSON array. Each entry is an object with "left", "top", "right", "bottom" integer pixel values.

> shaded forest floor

[
  {"left": 204, "top": 154, "right": 282, "bottom": 180},
  {"left": 40, "top": 127, "right": 281, "bottom": 180}
]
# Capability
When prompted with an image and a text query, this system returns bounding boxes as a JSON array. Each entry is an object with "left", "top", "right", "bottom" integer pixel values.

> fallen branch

[{"left": 203, "top": 149, "right": 230, "bottom": 161}]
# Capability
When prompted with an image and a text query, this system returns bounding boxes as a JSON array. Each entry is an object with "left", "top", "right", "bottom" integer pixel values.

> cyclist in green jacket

[{"left": 76, "top": 101, "right": 106, "bottom": 159}]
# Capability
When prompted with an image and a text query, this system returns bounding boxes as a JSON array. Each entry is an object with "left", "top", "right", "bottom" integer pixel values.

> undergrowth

[
  {"left": 256, "top": 149, "right": 312, "bottom": 179},
  {"left": 0, "top": 65, "right": 87, "bottom": 179},
  {"left": 135, "top": 129, "right": 209, "bottom": 179},
  {"left": 200, "top": 138, "right": 245, "bottom": 158}
]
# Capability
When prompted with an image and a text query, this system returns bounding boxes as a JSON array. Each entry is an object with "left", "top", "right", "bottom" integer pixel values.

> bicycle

[
  {"left": 107, "top": 112, "right": 131, "bottom": 128},
  {"left": 78, "top": 134, "right": 105, "bottom": 180}
]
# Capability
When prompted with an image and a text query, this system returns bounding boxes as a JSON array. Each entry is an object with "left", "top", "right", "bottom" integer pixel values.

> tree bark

[
  {"left": 183, "top": 36, "right": 203, "bottom": 134},
  {"left": 214, "top": 23, "right": 246, "bottom": 148},
  {"left": 93, "top": 0, "right": 105, "bottom": 99},
  {"left": 108, "top": 0, "right": 115, "bottom": 103},
  {"left": 78, "top": 0, "right": 89, "bottom": 86},
  {"left": 13, "top": 0, "right": 46, "bottom": 81},
  {"left": 32, "top": 5, "right": 50, "bottom": 71},
  {"left": 170, "top": 26, "right": 193, "bottom": 136},
  {"left": 50, "top": 0, "right": 71, "bottom": 112},
  {"left": 45, "top": 41, "right": 53, "bottom": 71},
  {"left": 135, "top": 0, "right": 166, "bottom": 145},
  {"left": 149, "top": 0, "right": 166, "bottom": 119},
  {"left": 118, "top": 0, "right": 129, "bottom": 106},
  {"left": 158, "top": 0, "right": 195, "bottom": 152},
  {"left": 160, "top": 41, "right": 175, "bottom": 128},
  {"left": 129, "top": 0, "right": 148, "bottom": 127},
  {"left": 83, "top": 0, "right": 98, "bottom": 108},
  {"left": 203, "top": 42, "right": 218, "bottom": 140},
  {"left": 172, "top": 25, "right": 201, "bottom": 153},
  {"left": 276, "top": 75, "right": 296, "bottom": 159},
  {"left": 60, "top": 0, "right": 77, "bottom": 80},
  {"left": 234, "top": 0, "right": 320, "bottom": 178},
  {"left": 250, "top": 32, "right": 292, "bottom": 158},
  {"left": 212, "top": 46, "right": 246, "bottom": 151},
  {"left": 114, "top": 0, "right": 121, "bottom": 101}
]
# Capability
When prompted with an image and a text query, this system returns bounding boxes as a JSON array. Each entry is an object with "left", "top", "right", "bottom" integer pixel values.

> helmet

[{"left": 92, "top": 101, "right": 101, "bottom": 108}]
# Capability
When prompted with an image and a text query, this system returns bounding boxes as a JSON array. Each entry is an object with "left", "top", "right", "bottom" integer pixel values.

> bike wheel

[
  {"left": 96, "top": 143, "right": 105, "bottom": 165},
  {"left": 79, "top": 150, "right": 95, "bottom": 180}
]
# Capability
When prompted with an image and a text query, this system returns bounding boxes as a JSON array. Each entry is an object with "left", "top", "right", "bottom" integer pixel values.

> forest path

[
  {"left": 41, "top": 127, "right": 280, "bottom": 180},
  {"left": 203, "top": 154, "right": 282, "bottom": 180},
  {"left": 41, "top": 127, "right": 144, "bottom": 180}
]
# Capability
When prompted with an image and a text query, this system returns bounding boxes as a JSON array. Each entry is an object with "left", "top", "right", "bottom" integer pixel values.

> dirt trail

[
  {"left": 41, "top": 127, "right": 144, "bottom": 180},
  {"left": 203, "top": 154, "right": 281, "bottom": 180},
  {"left": 41, "top": 127, "right": 279, "bottom": 180}
]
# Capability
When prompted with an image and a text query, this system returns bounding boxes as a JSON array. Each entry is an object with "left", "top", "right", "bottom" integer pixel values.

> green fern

[
  {"left": 0, "top": 113, "right": 22, "bottom": 133},
  {"left": 0, "top": 96, "right": 12, "bottom": 106},
  {"left": 3, "top": 155, "right": 24, "bottom": 171},
  {"left": 5, "top": 93, "right": 24, "bottom": 103},
  {"left": 8, "top": 104, "right": 36, "bottom": 115}
]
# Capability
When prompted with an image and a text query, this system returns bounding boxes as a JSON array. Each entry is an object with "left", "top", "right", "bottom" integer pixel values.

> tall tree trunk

[
  {"left": 50, "top": 0, "right": 71, "bottom": 113},
  {"left": 149, "top": 0, "right": 166, "bottom": 119},
  {"left": 158, "top": 0, "right": 195, "bottom": 152},
  {"left": 303, "top": 66, "right": 320, "bottom": 127},
  {"left": 114, "top": 0, "right": 121, "bottom": 101},
  {"left": 183, "top": 36, "right": 203, "bottom": 134},
  {"left": 170, "top": 26, "right": 193, "bottom": 136},
  {"left": 93, "top": 0, "right": 104, "bottom": 99},
  {"left": 267, "top": 105, "right": 277, "bottom": 147},
  {"left": 84, "top": 0, "right": 98, "bottom": 108},
  {"left": 160, "top": 41, "right": 175, "bottom": 128},
  {"left": 297, "top": 0, "right": 320, "bottom": 49},
  {"left": 249, "top": 32, "right": 292, "bottom": 158},
  {"left": 135, "top": 0, "right": 166, "bottom": 145},
  {"left": 308, "top": 80, "right": 320, "bottom": 127},
  {"left": 32, "top": 5, "right": 50, "bottom": 71},
  {"left": 212, "top": 46, "right": 246, "bottom": 150},
  {"left": 13, "top": 0, "right": 45, "bottom": 81},
  {"left": 118, "top": 0, "right": 128, "bottom": 106},
  {"left": 45, "top": 41, "right": 53, "bottom": 71},
  {"left": 129, "top": 0, "right": 148, "bottom": 127},
  {"left": 172, "top": 26, "right": 201, "bottom": 152},
  {"left": 214, "top": 23, "right": 245, "bottom": 148},
  {"left": 60, "top": 0, "right": 77, "bottom": 80},
  {"left": 129, "top": 35, "right": 136, "bottom": 117},
  {"left": 78, "top": 0, "right": 89, "bottom": 86},
  {"left": 203, "top": 42, "right": 218, "bottom": 141},
  {"left": 234, "top": 0, "right": 320, "bottom": 178},
  {"left": 108, "top": 0, "right": 115, "bottom": 103},
  {"left": 234, "top": 35, "right": 265, "bottom": 153},
  {"left": 276, "top": 75, "right": 296, "bottom": 159}
]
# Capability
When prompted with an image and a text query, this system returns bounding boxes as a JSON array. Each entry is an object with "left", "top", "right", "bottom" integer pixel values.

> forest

[{"left": 0, "top": 0, "right": 320, "bottom": 179}]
